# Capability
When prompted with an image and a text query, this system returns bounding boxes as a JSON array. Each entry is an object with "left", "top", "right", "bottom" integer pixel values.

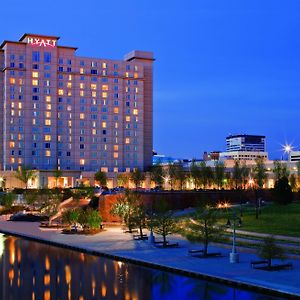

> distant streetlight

[
  {"left": 229, "top": 211, "right": 239, "bottom": 263},
  {"left": 282, "top": 144, "right": 293, "bottom": 161}
]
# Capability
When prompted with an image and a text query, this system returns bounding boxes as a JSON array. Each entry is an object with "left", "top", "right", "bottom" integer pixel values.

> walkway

[{"left": 0, "top": 221, "right": 299, "bottom": 298}]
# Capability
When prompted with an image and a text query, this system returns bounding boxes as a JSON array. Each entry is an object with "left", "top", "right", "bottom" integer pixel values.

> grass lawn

[{"left": 218, "top": 202, "right": 300, "bottom": 237}]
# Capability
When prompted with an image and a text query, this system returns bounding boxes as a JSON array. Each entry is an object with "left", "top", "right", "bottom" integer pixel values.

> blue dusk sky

[{"left": 1, "top": 0, "right": 300, "bottom": 159}]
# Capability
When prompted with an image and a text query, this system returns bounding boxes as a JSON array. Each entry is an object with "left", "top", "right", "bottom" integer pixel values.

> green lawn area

[{"left": 218, "top": 202, "right": 300, "bottom": 237}]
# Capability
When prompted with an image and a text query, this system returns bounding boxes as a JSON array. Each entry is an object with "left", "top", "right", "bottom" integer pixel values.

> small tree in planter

[
  {"left": 94, "top": 170, "right": 107, "bottom": 187},
  {"left": 62, "top": 208, "right": 80, "bottom": 229},
  {"left": 151, "top": 201, "right": 177, "bottom": 247},
  {"left": 86, "top": 208, "right": 102, "bottom": 231},
  {"left": 257, "top": 236, "right": 285, "bottom": 269},
  {"left": 182, "top": 206, "right": 223, "bottom": 256}
]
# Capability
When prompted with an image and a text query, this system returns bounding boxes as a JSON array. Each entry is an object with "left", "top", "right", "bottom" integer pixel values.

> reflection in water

[{"left": 0, "top": 235, "right": 284, "bottom": 300}]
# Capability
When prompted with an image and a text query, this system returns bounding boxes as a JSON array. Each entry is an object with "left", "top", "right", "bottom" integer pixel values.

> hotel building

[{"left": 0, "top": 34, "right": 154, "bottom": 185}]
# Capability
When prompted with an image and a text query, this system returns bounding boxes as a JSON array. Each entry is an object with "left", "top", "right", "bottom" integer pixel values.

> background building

[
  {"left": 226, "top": 134, "right": 266, "bottom": 152},
  {"left": 0, "top": 34, "right": 154, "bottom": 176}
]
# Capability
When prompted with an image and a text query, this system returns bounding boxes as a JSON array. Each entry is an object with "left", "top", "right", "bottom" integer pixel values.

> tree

[
  {"left": 214, "top": 161, "right": 225, "bottom": 189},
  {"left": 117, "top": 173, "right": 130, "bottom": 188},
  {"left": 0, "top": 192, "right": 15, "bottom": 209},
  {"left": 182, "top": 206, "right": 223, "bottom": 256},
  {"left": 199, "top": 161, "right": 213, "bottom": 189},
  {"left": 273, "top": 176, "right": 293, "bottom": 205},
  {"left": 289, "top": 174, "right": 297, "bottom": 192},
  {"left": 167, "top": 163, "right": 178, "bottom": 190},
  {"left": 240, "top": 163, "right": 250, "bottom": 189},
  {"left": 190, "top": 160, "right": 201, "bottom": 189},
  {"left": 85, "top": 208, "right": 102, "bottom": 230},
  {"left": 232, "top": 160, "right": 243, "bottom": 189},
  {"left": 130, "top": 168, "right": 145, "bottom": 189},
  {"left": 174, "top": 162, "right": 187, "bottom": 190},
  {"left": 257, "top": 236, "right": 285, "bottom": 268},
  {"left": 94, "top": 170, "right": 107, "bottom": 186},
  {"left": 53, "top": 169, "right": 63, "bottom": 188},
  {"left": 273, "top": 161, "right": 289, "bottom": 181},
  {"left": 296, "top": 161, "right": 300, "bottom": 188},
  {"left": 152, "top": 201, "right": 177, "bottom": 247},
  {"left": 150, "top": 163, "right": 164, "bottom": 188},
  {"left": 110, "top": 189, "right": 144, "bottom": 233},
  {"left": 15, "top": 166, "right": 36, "bottom": 189},
  {"left": 253, "top": 157, "right": 268, "bottom": 219}
]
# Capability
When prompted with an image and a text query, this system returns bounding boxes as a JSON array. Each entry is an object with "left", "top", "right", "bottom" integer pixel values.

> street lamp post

[{"left": 230, "top": 211, "right": 239, "bottom": 263}]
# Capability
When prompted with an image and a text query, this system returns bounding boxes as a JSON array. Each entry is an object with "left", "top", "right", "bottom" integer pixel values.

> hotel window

[
  {"left": 80, "top": 83, "right": 84, "bottom": 89},
  {"left": 46, "top": 104, "right": 52, "bottom": 110},
  {"left": 10, "top": 78, "right": 15, "bottom": 84},
  {"left": 134, "top": 73, "right": 138, "bottom": 78},
  {"left": 80, "top": 90, "right": 84, "bottom": 96},
  {"left": 80, "top": 60, "right": 85, "bottom": 66},
  {"left": 45, "top": 112, "right": 51, "bottom": 118},
  {"left": 133, "top": 109, "right": 138, "bottom": 115},
  {"left": 125, "top": 138, "right": 130, "bottom": 144},
  {"left": 67, "top": 59, "right": 72, "bottom": 65},
  {"left": 44, "top": 52, "right": 51, "bottom": 63},
  {"left": 80, "top": 113, "right": 85, "bottom": 119},
  {"left": 67, "top": 82, "right": 72, "bottom": 88},
  {"left": 91, "top": 91, "right": 97, "bottom": 97},
  {"left": 58, "top": 89, "right": 64, "bottom": 95},
  {"left": 92, "top": 129, "right": 97, "bottom": 135},
  {"left": 114, "top": 145, "right": 119, "bottom": 151},
  {"left": 44, "top": 135, "right": 51, "bottom": 141},
  {"left": 102, "top": 85, "right": 108, "bottom": 91},
  {"left": 80, "top": 68, "right": 84, "bottom": 74},
  {"left": 102, "top": 92, "right": 107, "bottom": 98},
  {"left": 102, "top": 122, "right": 107, "bottom": 128},
  {"left": 113, "top": 152, "right": 119, "bottom": 158},
  {"left": 46, "top": 96, "right": 51, "bottom": 102},
  {"left": 102, "top": 62, "right": 107, "bottom": 68},
  {"left": 45, "top": 119, "right": 51, "bottom": 126},
  {"left": 45, "top": 150, "right": 51, "bottom": 157},
  {"left": 91, "top": 61, "right": 97, "bottom": 67},
  {"left": 125, "top": 72, "right": 129, "bottom": 78},
  {"left": 115, "top": 122, "right": 118, "bottom": 128},
  {"left": 114, "top": 107, "right": 119, "bottom": 114},
  {"left": 126, "top": 116, "right": 130, "bottom": 122},
  {"left": 32, "top": 51, "right": 40, "bottom": 62},
  {"left": 91, "top": 84, "right": 97, "bottom": 90},
  {"left": 32, "top": 72, "right": 39, "bottom": 78}
]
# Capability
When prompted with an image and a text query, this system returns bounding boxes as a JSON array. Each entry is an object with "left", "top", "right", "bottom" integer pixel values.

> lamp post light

[
  {"left": 229, "top": 211, "right": 240, "bottom": 263},
  {"left": 282, "top": 144, "right": 293, "bottom": 161}
]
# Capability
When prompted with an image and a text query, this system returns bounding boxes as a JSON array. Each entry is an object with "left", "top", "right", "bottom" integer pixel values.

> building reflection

[{"left": 0, "top": 235, "right": 152, "bottom": 300}]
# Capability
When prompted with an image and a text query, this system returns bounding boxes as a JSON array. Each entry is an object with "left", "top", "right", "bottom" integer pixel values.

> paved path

[{"left": 0, "top": 221, "right": 300, "bottom": 298}]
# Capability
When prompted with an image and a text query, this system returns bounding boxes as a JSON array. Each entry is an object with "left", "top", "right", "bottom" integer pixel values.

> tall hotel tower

[{"left": 0, "top": 34, "right": 154, "bottom": 176}]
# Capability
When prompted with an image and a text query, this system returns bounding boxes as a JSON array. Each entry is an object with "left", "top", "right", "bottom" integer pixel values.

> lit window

[
  {"left": 80, "top": 68, "right": 84, "bottom": 74},
  {"left": 10, "top": 157, "right": 15, "bottom": 163},
  {"left": 10, "top": 78, "right": 15, "bottom": 84},
  {"left": 92, "top": 129, "right": 97, "bottom": 135},
  {"left": 134, "top": 72, "right": 138, "bottom": 78},
  {"left": 45, "top": 150, "right": 51, "bottom": 157},
  {"left": 80, "top": 113, "right": 85, "bottom": 119},
  {"left": 9, "top": 141, "right": 15, "bottom": 148},
  {"left": 68, "top": 120, "right": 72, "bottom": 127},
  {"left": 126, "top": 116, "right": 130, "bottom": 122},
  {"left": 45, "top": 119, "right": 51, "bottom": 125},
  {"left": 44, "top": 135, "right": 51, "bottom": 141},
  {"left": 114, "top": 107, "right": 119, "bottom": 114},
  {"left": 125, "top": 72, "right": 129, "bottom": 78},
  {"left": 102, "top": 122, "right": 107, "bottom": 128},
  {"left": 32, "top": 72, "right": 39, "bottom": 78},
  {"left": 91, "top": 84, "right": 97, "bottom": 90},
  {"left": 67, "top": 82, "right": 72, "bottom": 88},
  {"left": 92, "top": 91, "right": 97, "bottom": 98},
  {"left": 58, "top": 89, "right": 64, "bottom": 95},
  {"left": 67, "top": 91, "right": 72, "bottom": 96},
  {"left": 102, "top": 92, "right": 107, "bottom": 98},
  {"left": 68, "top": 75, "right": 72, "bottom": 81},
  {"left": 46, "top": 104, "right": 52, "bottom": 110},
  {"left": 114, "top": 145, "right": 119, "bottom": 151},
  {"left": 101, "top": 167, "right": 108, "bottom": 172},
  {"left": 102, "top": 62, "right": 107, "bottom": 69},
  {"left": 80, "top": 159, "right": 85, "bottom": 165},
  {"left": 80, "top": 90, "right": 84, "bottom": 96},
  {"left": 18, "top": 102, "right": 22, "bottom": 109},
  {"left": 102, "top": 85, "right": 108, "bottom": 91},
  {"left": 133, "top": 109, "right": 138, "bottom": 115},
  {"left": 46, "top": 96, "right": 51, "bottom": 102},
  {"left": 125, "top": 138, "right": 130, "bottom": 144},
  {"left": 32, "top": 80, "right": 38, "bottom": 86},
  {"left": 80, "top": 83, "right": 84, "bottom": 89},
  {"left": 115, "top": 122, "right": 118, "bottom": 128},
  {"left": 114, "top": 152, "right": 119, "bottom": 158},
  {"left": 32, "top": 119, "right": 36, "bottom": 125},
  {"left": 45, "top": 112, "right": 51, "bottom": 118}
]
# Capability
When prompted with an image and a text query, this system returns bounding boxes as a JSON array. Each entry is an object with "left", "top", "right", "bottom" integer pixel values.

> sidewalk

[{"left": 0, "top": 220, "right": 300, "bottom": 298}]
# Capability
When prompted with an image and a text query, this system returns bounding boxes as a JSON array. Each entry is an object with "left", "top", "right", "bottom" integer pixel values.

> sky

[{"left": 1, "top": 0, "right": 300, "bottom": 159}]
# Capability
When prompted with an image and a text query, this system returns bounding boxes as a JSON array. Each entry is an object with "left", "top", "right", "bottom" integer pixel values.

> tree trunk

[{"left": 139, "top": 224, "right": 143, "bottom": 239}]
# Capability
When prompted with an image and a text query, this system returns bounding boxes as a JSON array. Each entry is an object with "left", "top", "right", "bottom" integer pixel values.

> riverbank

[{"left": 0, "top": 220, "right": 299, "bottom": 298}]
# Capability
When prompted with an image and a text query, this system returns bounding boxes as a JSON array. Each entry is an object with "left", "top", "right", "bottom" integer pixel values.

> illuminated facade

[{"left": 0, "top": 34, "right": 154, "bottom": 173}]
